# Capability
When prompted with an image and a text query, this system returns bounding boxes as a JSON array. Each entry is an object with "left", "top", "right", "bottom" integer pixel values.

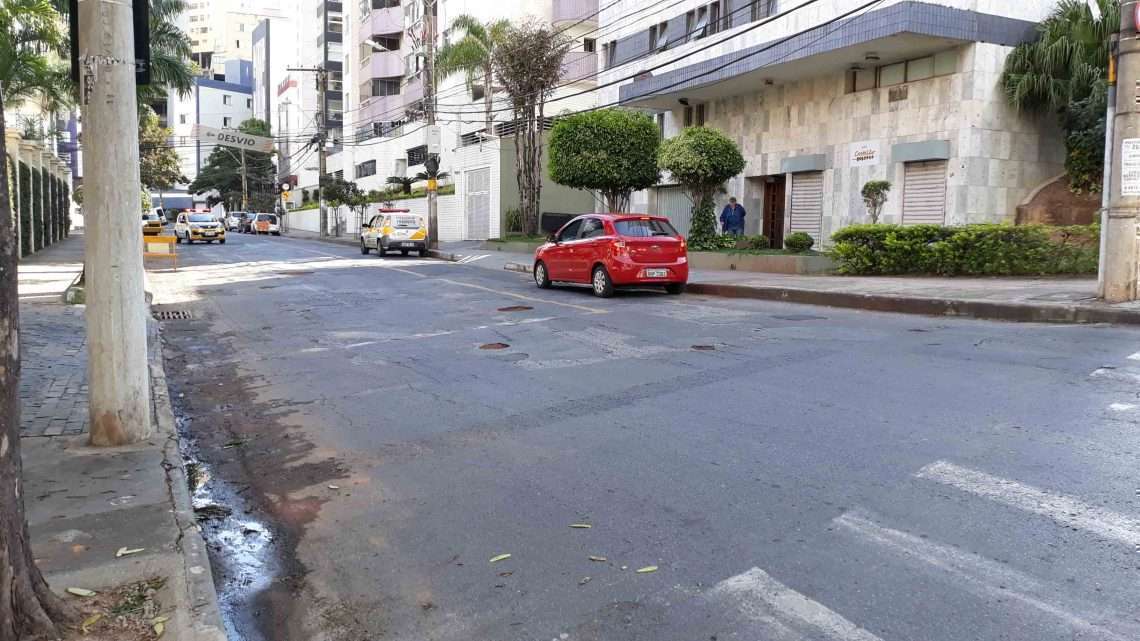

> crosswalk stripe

[
  {"left": 836, "top": 510, "right": 1138, "bottom": 641},
  {"left": 916, "top": 461, "right": 1140, "bottom": 546},
  {"left": 709, "top": 567, "right": 885, "bottom": 641},
  {"left": 457, "top": 254, "right": 490, "bottom": 264}
]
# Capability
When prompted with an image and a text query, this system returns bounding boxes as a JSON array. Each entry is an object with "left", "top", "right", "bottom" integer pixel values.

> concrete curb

[
  {"left": 502, "top": 262, "right": 1139, "bottom": 325},
  {"left": 683, "top": 282, "right": 1140, "bottom": 325},
  {"left": 427, "top": 249, "right": 463, "bottom": 262},
  {"left": 62, "top": 269, "right": 84, "bottom": 305},
  {"left": 148, "top": 320, "right": 228, "bottom": 641}
]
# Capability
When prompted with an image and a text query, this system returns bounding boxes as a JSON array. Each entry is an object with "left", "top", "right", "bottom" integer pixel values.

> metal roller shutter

[
  {"left": 788, "top": 171, "right": 823, "bottom": 241},
  {"left": 901, "top": 160, "right": 948, "bottom": 225},
  {"left": 654, "top": 186, "right": 694, "bottom": 236},
  {"left": 465, "top": 167, "right": 491, "bottom": 240}
]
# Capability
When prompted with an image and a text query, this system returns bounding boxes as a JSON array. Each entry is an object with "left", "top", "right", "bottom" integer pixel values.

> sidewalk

[{"left": 17, "top": 233, "right": 225, "bottom": 640}]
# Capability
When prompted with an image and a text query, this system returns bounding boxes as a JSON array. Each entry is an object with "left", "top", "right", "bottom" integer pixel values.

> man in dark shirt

[{"left": 720, "top": 197, "right": 746, "bottom": 236}]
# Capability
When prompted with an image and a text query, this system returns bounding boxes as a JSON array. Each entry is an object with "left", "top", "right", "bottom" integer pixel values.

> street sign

[
  {"left": 426, "top": 125, "right": 441, "bottom": 154},
  {"left": 191, "top": 125, "right": 275, "bottom": 154}
]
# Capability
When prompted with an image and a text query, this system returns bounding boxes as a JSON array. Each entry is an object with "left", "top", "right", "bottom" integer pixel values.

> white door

[
  {"left": 654, "top": 186, "right": 693, "bottom": 236},
  {"left": 788, "top": 171, "right": 824, "bottom": 242},
  {"left": 901, "top": 160, "right": 948, "bottom": 225},
  {"left": 465, "top": 167, "right": 491, "bottom": 240}
]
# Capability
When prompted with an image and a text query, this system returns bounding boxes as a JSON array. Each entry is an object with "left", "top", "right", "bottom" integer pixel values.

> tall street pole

[
  {"left": 424, "top": 0, "right": 439, "bottom": 249},
  {"left": 78, "top": 0, "right": 151, "bottom": 445},
  {"left": 240, "top": 149, "right": 249, "bottom": 211},
  {"left": 318, "top": 69, "right": 328, "bottom": 237},
  {"left": 1104, "top": 0, "right": 1140, "bottom": 302},
  {"left": 1098, "top": 36, "right": 1118, "bottom": 297}
]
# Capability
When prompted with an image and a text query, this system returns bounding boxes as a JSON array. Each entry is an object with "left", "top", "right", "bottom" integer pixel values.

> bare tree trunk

[
  {"left": 0, "top": 86, "right": 77, "bottom": 641},
  {"left": 483, "top": 65, "right": 494, "bottom": 137},
  {"left": 534, "top": 98, "right": 546, "bottom": 229}
]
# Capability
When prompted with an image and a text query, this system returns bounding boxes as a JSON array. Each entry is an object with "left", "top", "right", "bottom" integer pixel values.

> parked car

[
  {"left": 239, "top": 212, "right": 258, "bottom": 233},
  {"left": 225, "top": 211, "right": 246, "bottom": 231},
  {"left": 174, "top": 212, "right": 226, "bottom": 244},
  {"left": 533, "top": 214, "right": 688, "bottom": 298},
  {"left": 252, "top": 213, "right": 281, "bottom": 235},
  {"left": 142, "top": 210, "right": 164, "bottom": 235},
  {"left": 360, "top": 210, "right": 428, "bottom": 257}
]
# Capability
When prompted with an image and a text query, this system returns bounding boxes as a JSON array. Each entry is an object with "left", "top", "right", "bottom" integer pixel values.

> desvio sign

[{"left": 193, "top": 125, "right": 274, "bottom": 154}]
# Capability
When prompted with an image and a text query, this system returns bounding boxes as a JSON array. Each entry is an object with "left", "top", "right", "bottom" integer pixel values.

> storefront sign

[
  {"left": 1122, "top": 138, "right": 1140, "bottom": 196},
  {"left": 849, "top": 140, "right": 881, "bottom": 167}
]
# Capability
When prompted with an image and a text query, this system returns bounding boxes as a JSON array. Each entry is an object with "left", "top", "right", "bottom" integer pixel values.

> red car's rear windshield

[{"left": 614, "top": 218, "right": 678, "bottom": 238}]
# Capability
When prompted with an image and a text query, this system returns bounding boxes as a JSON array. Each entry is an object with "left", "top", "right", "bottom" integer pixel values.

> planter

[{"left": 689, "top": 251, "right": 836, "bottom": 275}]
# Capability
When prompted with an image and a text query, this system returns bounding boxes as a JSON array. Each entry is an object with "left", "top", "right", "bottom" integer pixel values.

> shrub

[
  {"left": 829, "top": 223, "right": 1100, "bottom": 275},
  {"left": 861, "top": 180, "right": 891, "bottom": 224},
  {"left": 505, "top": 208, "right": 523, "bottom": 234},
  {"left": 784, "top": 232, "right": 815, "bottom": 253},
  {"left": 689, "top": 234, "right": 740, "bottom": 251},
  {"left": 745, "top": 234, "right": 769, "bottom": 250},
  {"left": 549, "top": 109, "right": 660, "bottom": 212},
  {"left": 658, "top": 127, "right": 745, "bottom": 248}
]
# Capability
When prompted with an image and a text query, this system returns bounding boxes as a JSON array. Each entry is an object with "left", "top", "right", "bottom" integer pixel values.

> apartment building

[
  {"left": 596, "top": 0, "right": 1062, "bottom": 247},
  {"left": 182, "top": 0, "right": 286, "bottom": 76},
  {"left": 331, "top": 0, "right": 600, "bottom": 241}
]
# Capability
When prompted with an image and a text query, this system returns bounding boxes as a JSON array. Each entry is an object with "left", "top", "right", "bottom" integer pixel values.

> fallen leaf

[
  {"left": 636, "top": 566, "right": 658, "bottom": 574},
  {"left": 579, "top": 576, "right": 591, "bottom": 586},
  {"left": 489, "top": 553, "right": 511, "bottom": 563},
  {"left": 154, "top": 620, "right": 166, "bottom": 637},
  {"left": 588, "top": 555, "right": 607, "bottom": 562},
  {"left": 66, "top": 587, "right": 96, "bottom": 597},
  {"left": 116, "top": 547, "right": 145, "bottom": 558},
  {"left": 569, "top": 523, "right": 592, "bottom": 529},
  {"left": 81, "top": 613, "right": 103, "bottom": 633}
]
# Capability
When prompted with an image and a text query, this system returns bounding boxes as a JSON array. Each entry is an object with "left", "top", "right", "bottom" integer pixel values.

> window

[
  {"left": 557, "top": 219, "right": 583, "bottom": 242},
  {"left": 223, "top": 94, "right": 232, "bottom": 105},
  {"left": 695, "top": 103, "right": 705, "bottom": 126},
  {"left": 235, "top": 39, "right": 240, "bottom": 48},
  {"left": 583, "top": 38, "right": 595, "bottom": 53},
  {"left": 223, "top": 116, "right": 233, "bottom": 127},
  {"left": 683, "top": 104, "right": 706, "bottom": 127},
  {"left": 406, "top": 144, "right": 428, "bottom": 165},
  {"left": 179, "top": 114, "right": 187, "bottom": 124},
  {"left": 649, "top": 21, "right": 668, "bottom": 51},
  {"left": 239, "top": 23, "right": 245, "bottom": 32},
  {"left": 656, "top": 112, "right": 665, "bottom": 137},
  {"left": 603, "top": 40, "right": 617, "bottom": 68},
  {"left": 355, "top": 159, "right": 377, "bottom": 178},
  {"left": 615, "top": 219, "right": 678, "bottom": 237},
  {"left": 246, "top": 98, "right": 252, "bottom": 108},
  {"left": 751, "top": 0, "right": 772, "bottom": 21},
  {"left": 707, "top": 2, "right": 722, "bottom": 36},
  {"left": 844, "top": 68, "right": 874, "bottom": 93},
  {"left": 370, "top": 78, "right": 400, "bottom": 97},
  {"left": 906, "top": 56, "right": 934, "bottom": 82},
  {"left": 877, "top": 62, "right": 905, "bottom": 87},
  {"left": 579, "top": 218, "right": 606, "bottom": 239},
  {"left": 683, "top": 106, "right": 692, "bottom": 127},
  {"left": 687, "top": 7, "right": 709, "bottom": 41}
]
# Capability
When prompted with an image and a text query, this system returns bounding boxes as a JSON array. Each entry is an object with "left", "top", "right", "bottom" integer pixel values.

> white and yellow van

[{"left": 360, "top": 209, "right": 428, "bottom": 257}]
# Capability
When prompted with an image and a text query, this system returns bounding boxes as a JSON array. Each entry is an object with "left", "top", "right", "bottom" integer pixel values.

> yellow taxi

[
  {"left": 142, "top": 210, "right": 165, "bottom": 235},
  {"left": 360, "top": 209, "right": 428, "bottom": 257}
]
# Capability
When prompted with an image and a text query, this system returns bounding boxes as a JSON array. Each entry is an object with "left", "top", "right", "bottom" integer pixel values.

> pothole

[
  {"left": 691, "top": 344, "right": 716, "bottom": 351},
  {"left": 497, "top": 305, "right": 534, "bottom": 312},
  {"left": 479, "top": 343, "right": 510, "bottom": 350}
]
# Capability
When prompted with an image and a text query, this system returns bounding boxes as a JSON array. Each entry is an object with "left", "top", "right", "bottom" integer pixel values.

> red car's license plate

[{"left": 645, "top": 269, "right": 668, "bottom": 278}]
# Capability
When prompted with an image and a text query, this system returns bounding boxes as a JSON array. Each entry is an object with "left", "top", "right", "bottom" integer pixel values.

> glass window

[
  {"left": 615, "top": 219, "right": 678, "bottom": 237},
  {"left": 906, "top": 56, "right": 934, "bottom": 82},
  {"left": 557, "top": 219, "right": 583, "bottom": 242},
  {"left": 189, "top": 214, "right": 213, "bottom": 222},
  {"left": 583, "top": 38, "right": 595, "bottom": 53},
  {"left": 394, "top": 215, "right": 420, "bottom": 228},
  {"left": 579, "top": 218, "right": 606, "bottom": 238},
  {"left": 934, "top": 50, "right": 957, "bottom": 76},
  {"left": 878, "top": 62, "right": 905, "bottom": 87}
]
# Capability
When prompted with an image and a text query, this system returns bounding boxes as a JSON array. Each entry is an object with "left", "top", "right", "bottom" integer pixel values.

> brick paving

[{"left": 17, "top": 232, "right": 88, "bottom": 437}]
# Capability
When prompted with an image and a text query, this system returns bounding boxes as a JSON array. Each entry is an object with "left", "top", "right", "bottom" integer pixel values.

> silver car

[{"left": 360, "top": 212, "right": 428, "bottom": 257}]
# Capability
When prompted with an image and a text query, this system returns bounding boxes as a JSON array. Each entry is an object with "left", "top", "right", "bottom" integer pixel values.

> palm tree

[
  {"left": 387, "top": 175, "right": 415, "bottom": 194},
  {"left": 1000, "top": 0, "right": 1117, "bottom": 192},
  {"left": 1, "top": 3, "right": 79, "bottom": 635},
  {"left": 436, "top": 14, "right": 510, "bottom": 135},
  {"left": 146, "top": 0, "right": 196, "bottom": 100}
]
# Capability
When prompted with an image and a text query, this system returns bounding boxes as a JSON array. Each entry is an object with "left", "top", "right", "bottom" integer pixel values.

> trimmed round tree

[
  {"left": 549, "top": 109, "right": 660, "bottom": 213},
  {"left": 657, "top": 127, "right": 744, "bottom": 246}
]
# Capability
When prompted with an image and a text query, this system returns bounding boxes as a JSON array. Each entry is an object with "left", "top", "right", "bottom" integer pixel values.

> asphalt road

[{"left": 150, "top": 230, "right": 1140, "bottom": 641}]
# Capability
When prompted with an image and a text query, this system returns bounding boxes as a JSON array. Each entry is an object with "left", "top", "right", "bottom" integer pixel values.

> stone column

[
  {"left": 19, "top": 141, "right": 39, "bottom": 253},
  {"left": 5, "top": 132, "right": 21, "bottom": 259},
  {"left": 41, "top": 153, "right": 54, "bottom": 247}
]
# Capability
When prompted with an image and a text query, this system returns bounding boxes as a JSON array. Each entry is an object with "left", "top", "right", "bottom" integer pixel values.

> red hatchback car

[{"left": 533, "top": 214, "right": 689, "bottom": 297}]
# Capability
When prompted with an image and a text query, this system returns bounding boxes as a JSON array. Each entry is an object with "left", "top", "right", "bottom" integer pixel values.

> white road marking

[
  {"left": 916, "top": 461, "right": 1140, "bottom": 546},
  {"left": 457, "top": 254, "right": 490, "bottom": 264},
  {"left": 1109, "top": 402, "right": 1137, "bottom": 411},
  {"left": 1128, "top": 351, "right": 1140, "bottom": 361},
  {"left": 836, "top": 510, "right": 1138, "bottom": 641},
  {"left": 709, "top": 567, "right": 884, "bottom": 641},
  {"left": 1091, "top": 368, "right": 1140, "bottom": 383}
]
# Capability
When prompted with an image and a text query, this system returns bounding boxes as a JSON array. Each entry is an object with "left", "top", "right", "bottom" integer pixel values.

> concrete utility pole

[
  {"left": 424, "top": 0, "right": 439, "bottom": 249},
  {"left": 240, "top": 149, "right": 249, "bottom": 211},
  {"left": 318, "top": 69, "right": 329, "bottom": 237},
  {"left": 1104, "top": 1, "right": 1140, "bottom": 302},
  {"left": 1099, "top": 35, "right": 1118, "bottom": 296},
  {"left": 78, "top": 0, "right": 152, "bottom": 445}
]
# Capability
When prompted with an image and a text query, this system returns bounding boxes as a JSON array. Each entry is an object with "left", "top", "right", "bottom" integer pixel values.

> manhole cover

[
  {"left": 691, "top": 344, "right": 716, "bottom": 351},
  {"left": 279, "top": 270, "right": 314, "bottom": 276},
  {"left": 154, "top": 309, "right": 193, "bottom": 321},
  {"left": 479, "top": 343, "right": 510, "bottom": 350},
  {"left": 497, "top": 305, "right": 534, "bottom": 312}
]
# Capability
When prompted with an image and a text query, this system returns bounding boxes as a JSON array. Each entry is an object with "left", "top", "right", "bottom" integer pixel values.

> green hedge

[
  {"left": 830, "top": 224, "right": 1099, "bottom": 276},
  {"left": 18, "top": 163, "right": 30, "bottom": 255}
]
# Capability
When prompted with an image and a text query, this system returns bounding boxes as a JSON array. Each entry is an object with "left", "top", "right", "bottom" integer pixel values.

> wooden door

[{"left": 762, "top": 176, "right": 786, "bottom": 249}]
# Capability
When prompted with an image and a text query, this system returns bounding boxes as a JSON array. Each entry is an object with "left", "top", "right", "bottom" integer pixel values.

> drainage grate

[
  {"left": 154, "top": 309, "right": 193, "bottom": 321},
  {"left": 497, "top": 305, "right": 533, "bottom": 312}
]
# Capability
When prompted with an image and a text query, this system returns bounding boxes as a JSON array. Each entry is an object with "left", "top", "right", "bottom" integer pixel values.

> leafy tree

[
  {"left": 138, "top": 106, "right": 185, "bottom": 205},
  {"left": 0, "top": 1, "right": 79, "bottom": 637},
  {"left": 322, "top": 176, "right": 371, "bottom": 231},
  {"left": 861, "top": 180, "right": 891, "bottom": 224},
  {"left": 1000, "top": 0, "right": 1117, "bottom": 192},
  {"left": 387, "top": 175, "right": 415, "bottom": 194},
  {"left": 549, "top": 109, "right": 660, "bottom": 212},
  {"left": 657, "top": 127, "right": 745, "bottom": 247},
  {"left": 144, "top": 0, "right": 195, "bottom": 100},
  {"left": 188, "top": 118, "right": 276, "bottom": 210},
  {"left": 493, "top": 19, "right": 571, "bottom": 235},
  {"left": 436, "top": 14, "right": 509, "bottom": 135}
]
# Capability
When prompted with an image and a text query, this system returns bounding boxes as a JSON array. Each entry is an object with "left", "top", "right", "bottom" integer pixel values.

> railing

[
  {"left": 561, "top": 51, "right": 597, "bottom": 83},
  {"left": 552, "top": 0, "right": 598, "bottom": 25}
]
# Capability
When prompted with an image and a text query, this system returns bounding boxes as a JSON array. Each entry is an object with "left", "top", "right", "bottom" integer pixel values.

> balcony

[
  {"left": 363, "top": 50, "right": 403, "bottom": 78},
  {"left": 367, "top": 5, "right": 402, "bottom": 36},
  {"left": 552, "top": 0, "right": 597, "bottom": 26},
  {"left": 561, "top": 51, "right": 597, "bottom": 84}
]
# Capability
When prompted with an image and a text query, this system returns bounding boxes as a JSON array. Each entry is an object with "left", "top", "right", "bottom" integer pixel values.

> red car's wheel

[
  {"left": 591, "top": 265, "right": 614, "bottom": 298},
  {"left": 534, "top": 261, "right": 551, "bottom": 289}
]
